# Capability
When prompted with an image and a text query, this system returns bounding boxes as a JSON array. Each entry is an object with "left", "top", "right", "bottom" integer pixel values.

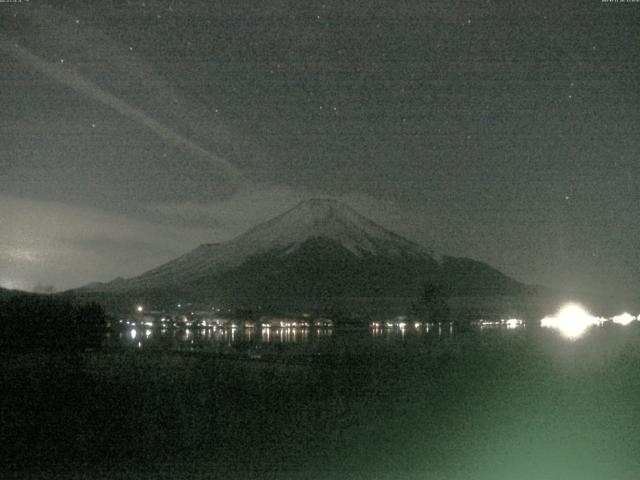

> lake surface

[
  {"left": 110, "top": 323, "right": 457, "bottom": 354},
  {"left": 4, "top": 313, "right": 640, "bottom": 479},
  {"left": 110, "top": 303, "right": 638, "bottom": 355}
]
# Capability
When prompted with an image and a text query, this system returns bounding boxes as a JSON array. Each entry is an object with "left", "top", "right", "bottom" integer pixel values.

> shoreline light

[
  {"left": 611, "top": 312, "right": 635, "bottom": 326},
  {"left": 504, "top": 318, "right": 523, "bottom": 329},
  {"left": 540, "top": 303, "right": 603, "bottom": 339}
]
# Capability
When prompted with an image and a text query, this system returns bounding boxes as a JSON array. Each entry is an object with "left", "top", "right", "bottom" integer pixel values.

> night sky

[{"left": 1, "top": 0, "right": 639, "bottom": 294}]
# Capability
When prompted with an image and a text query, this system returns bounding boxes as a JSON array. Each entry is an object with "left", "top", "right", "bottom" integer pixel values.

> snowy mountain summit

[
  {"left": 237, "top": 198, "right": 433, "bottom": 258},
  {"left": 109, "top": 198, "right": 435, "bottom": 289},
  {"left": 80, "top": 198, "right": 523, "bottom": 299}
]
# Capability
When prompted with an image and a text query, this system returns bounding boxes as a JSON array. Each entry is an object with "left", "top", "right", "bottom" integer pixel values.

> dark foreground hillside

[
  {"left": 3, "top": 326, "right": 640, "bottom": 479},
  {"left": 0, "top": 293, "right": 107, "bottom": 351}
]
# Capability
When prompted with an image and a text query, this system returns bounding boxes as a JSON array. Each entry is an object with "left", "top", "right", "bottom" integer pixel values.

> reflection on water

[
  {"left": 261, "top": 327, "right": 270, "bottom": 343},
  {"left": 116, "top": 324, "right": 339, "bottom": 351},
  {"left": 109, "top": 303, "right": 640, "bottom": 351},
  {"left": 12, "top": 309, "right": 640, "bottom": 480},
  {"left": 114, "top": 320, "right": 465, "bottom": 351}
]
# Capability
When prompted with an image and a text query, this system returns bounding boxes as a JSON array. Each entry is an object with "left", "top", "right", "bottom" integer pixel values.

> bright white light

[
  {"left": 130, "top": 329, "right": 137, "bottom": 340},
  {"left": 540, "top": 303, "right": 603, "bottom": 339},
  {"left": 136, "top": 305, "right": 143, "bottom": 313},
  {"left": 611, "top": 312, "right": 635, "bottom": 326},
  {"left": 504, "top": 318, "right": 523, "bottom": 329}
]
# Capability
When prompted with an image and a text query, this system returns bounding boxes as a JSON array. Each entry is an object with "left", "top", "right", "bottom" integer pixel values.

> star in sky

[{"left": 1, "top": 0, "right": 639, "bottom": 295}]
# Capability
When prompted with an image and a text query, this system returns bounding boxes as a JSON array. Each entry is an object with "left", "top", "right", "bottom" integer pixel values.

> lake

[{"left": 3, "top": 308, "right": 640, "bottom": 479}]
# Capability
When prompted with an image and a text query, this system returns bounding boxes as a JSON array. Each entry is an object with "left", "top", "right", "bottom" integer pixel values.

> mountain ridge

[{"left": 77, "top": 198, "right": 525, "bottom": 302}]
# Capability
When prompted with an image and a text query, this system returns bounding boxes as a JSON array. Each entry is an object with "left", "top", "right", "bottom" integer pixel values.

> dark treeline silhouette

[
  {"left": 0, "top": 293, "right": 107, "bottom": 351},
  {"left": 413, "top": 283, "right": 450, "bottom": 323}
]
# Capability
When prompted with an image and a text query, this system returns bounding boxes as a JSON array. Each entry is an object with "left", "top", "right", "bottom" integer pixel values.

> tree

[
  {"left": 0, "top": 295, "right": 108, "bottom": 351},
  {"left": 415, "top": 283, "right": 450, "bottom": 323},
  {"left": 74, "top": 301, "right": 108, "bottom": 349},
  {"left": 33, "top": 283, "right": 57, "bottom": 294}
]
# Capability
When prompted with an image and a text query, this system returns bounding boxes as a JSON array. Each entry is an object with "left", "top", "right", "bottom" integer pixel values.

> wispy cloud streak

[{"left": 0, "top": 38, "right": 248, "bottom": 184}]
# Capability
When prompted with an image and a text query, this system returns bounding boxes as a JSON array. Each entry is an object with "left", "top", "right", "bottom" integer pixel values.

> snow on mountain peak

[
  {"left": 101, "top": 198, "right": 437, "bottom": 289},
  {"left": 234, "top": 198, "right": 430, "bottom": 258}
]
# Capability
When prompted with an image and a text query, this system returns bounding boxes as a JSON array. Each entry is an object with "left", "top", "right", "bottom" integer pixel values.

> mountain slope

[
  {"left": 78, "top": 198, "right": 525, "bottom": 301},
  {"left": 86, "top": 199, "right": 436, "bottom": 291}
]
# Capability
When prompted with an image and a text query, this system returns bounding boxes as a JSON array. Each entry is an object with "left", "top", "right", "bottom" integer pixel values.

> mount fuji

[{"left": 78, "top": 199, "right": 525, "bottom": 305}]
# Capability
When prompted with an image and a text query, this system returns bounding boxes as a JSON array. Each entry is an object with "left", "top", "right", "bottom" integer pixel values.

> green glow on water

[{"left": 4, "top": 322, "right": 640, "bottom": 479}]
